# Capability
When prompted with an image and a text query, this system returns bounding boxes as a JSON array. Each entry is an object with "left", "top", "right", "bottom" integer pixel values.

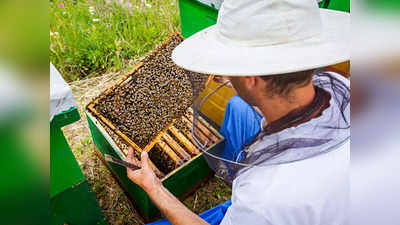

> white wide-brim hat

[{"left": 172, "top": 0, "right": 350, "bottom": 76}]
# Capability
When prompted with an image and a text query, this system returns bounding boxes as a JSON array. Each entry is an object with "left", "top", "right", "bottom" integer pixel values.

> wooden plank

[
  {"left": 169, "top": 126, "right": 200, "bottom": 156},
  {"left": 143, "top": 120, "right": 176, "bottom": 153},
  {"left": 182, "top": 115, "right": 219, "bottom": 143},
  {"left": 183, "top": 129, "right": 209, "bottom": 150},
  {"left": 162, "top": 134, "right": 191, "bottom": 161},
  {"left": 180, "top": 116, "right": 212, "bottom": 147},
  {"left": 157, "top": 140, "right": 184, "bottom": 166},
  {"left": 143, "top": 132, "right": 164, "bottom": 153},
  {"left": 177, "top": 126, "right": 198, "bottom": 149},
  {"left": 187, "top": 108, "right": 223, "bottom": 139}
]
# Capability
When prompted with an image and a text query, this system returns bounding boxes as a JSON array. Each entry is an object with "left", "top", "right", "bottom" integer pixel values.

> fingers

[
  {"left": 127, "top": 146, "right": 141, "bottom": 167},
  {"left": 127, "top": 146, "right": 134, "bottom": 163},
  {"left": 127, "top": 147, "right": 140, "bottom": 177},
  {"left": 134, "top": 153, "right": 140, "bottom": 167}
]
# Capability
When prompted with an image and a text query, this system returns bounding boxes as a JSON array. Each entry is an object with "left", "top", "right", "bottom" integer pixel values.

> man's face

[{"left": 228, "top": 76, "right": 258, "bottom": 106}]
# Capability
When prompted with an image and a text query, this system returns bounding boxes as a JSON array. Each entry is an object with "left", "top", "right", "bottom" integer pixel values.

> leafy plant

[{"left": 50, "top": 0, "right": 180, "bottom": 81}]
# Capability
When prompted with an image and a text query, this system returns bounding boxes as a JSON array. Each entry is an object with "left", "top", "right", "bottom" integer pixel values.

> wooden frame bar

[
  {"left": 187, "top": 108, "right": 224, "bottom": 139},
  {"left": 182, "top": 115, "right": 219, "bottom": 144},
  {"left": 169, "top": 126, "right": 200, "bottom": 156},
  {"left": 157, "top": 139, "right": 184, "bottom": 166},
  {"left": 86, "top": 111, "right": 165, "bottom": 178},
  {"left": 180, "top": 116, "right": 212, "bottom": 147},
  {"left": 161, "top": 134, "right": 191, "bottom": 161},
  {"left": 142, "top": 119, "right": 176, "bottom": 153},
  {"left": 87, "top": 104, "right": 143, "bottom": 154}
]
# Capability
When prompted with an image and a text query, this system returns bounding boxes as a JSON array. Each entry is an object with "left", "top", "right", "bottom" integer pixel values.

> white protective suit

[
  {"left": 221, "top": 141, "right": 349, "bottom": 225},
  {"left": 220, "top": 72, "right": 350, "bottom": 225}
]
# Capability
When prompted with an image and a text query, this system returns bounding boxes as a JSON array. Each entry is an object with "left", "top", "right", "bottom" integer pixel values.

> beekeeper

[{"left": 126, "top": 0, "right": 350, "bottom": 225}]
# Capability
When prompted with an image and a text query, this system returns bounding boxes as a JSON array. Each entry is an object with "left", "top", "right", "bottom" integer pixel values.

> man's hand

[
  {"left": 126, "top": 147, "right": 209, "bottom": 225},
  {"left": 126, "top": 147, "right": 161, "bottom": 193}
]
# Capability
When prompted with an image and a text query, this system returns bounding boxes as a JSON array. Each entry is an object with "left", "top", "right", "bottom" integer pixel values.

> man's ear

[{"left": 243, "top": 76, "right": 256, "bottom": 89}]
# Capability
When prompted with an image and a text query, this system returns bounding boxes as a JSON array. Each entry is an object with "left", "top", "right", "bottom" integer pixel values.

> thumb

[{"left": 141, "top": 151, "right": 151, "bottom": 170}]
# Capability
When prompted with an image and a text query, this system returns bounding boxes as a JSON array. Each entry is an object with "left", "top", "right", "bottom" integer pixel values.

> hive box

[
  {"left": 85, "top": 34, "right": 225, "bottom": 221},
  {"left": 86, "top": 111, "right": 224, "bottom": 221}
]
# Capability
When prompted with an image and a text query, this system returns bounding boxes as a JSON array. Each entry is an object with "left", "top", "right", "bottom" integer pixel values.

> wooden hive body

[{"left": 86, "top": 33, "right": 225, "bottom": 221}]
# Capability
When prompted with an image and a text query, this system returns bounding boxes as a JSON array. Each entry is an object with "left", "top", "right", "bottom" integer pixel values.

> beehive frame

[
  {"left": 86, "top": 33, "right": 183, "bottom": 154},
  {"left": 86, "top": 33, "right": 223, "bottom": 178}
]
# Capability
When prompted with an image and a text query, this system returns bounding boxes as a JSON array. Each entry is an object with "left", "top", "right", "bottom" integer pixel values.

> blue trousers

[
  {"left": 147, "top": 96, "right": 262, "bottom": 225},
  {"left": 220, "top": 95, "right": 263, "bottom": 162}
]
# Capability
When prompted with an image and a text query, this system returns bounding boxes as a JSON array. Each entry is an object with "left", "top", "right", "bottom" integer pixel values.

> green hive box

[
  {"left": 178, "top": 0, "right": 349, "bottom": 38},
  {"left": 320, "top": 0, "right": 350, "bottom": 12},
  {"left": 86, "top": 111, "right": 224, "bottom": 221},
  {"left": 178, "top": 0, "right": 219, "bottom": 38},
  {"left": 84, "top": 34, "right": 225, "bottom": 221},
  {"left": 51, "top": 107, "right": 108, "bottom": 225}
]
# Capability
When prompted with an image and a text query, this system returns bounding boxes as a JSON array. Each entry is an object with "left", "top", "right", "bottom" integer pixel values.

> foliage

[{"left": 50, "top": 0, "right": 180, "bottom": 81}]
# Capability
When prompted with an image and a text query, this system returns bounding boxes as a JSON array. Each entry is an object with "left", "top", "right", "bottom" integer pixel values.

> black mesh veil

[{"left": 187, "top": 70, "right": 350, "bottom": 184}]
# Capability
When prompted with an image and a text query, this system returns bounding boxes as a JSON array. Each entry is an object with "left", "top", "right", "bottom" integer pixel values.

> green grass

[{"left": 50, "top": 0, "right": 181, "bottom": 82}]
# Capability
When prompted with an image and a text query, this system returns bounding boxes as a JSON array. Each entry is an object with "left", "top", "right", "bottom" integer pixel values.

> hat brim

[{"left": 172, "top": 9, "right": 350, "bottom": 76}]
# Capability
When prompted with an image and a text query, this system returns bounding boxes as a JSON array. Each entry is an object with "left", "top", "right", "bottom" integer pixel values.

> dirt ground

[{"left": 62, "top": 67, "right": 232, "bottom": 225}]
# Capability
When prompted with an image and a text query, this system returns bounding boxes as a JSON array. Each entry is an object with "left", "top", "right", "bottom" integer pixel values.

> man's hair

[{"left": 261, "top": 69, "right": 315, "bottom": 97}]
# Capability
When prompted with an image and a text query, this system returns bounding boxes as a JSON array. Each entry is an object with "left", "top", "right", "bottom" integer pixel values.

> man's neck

[{"left": 257, "top": 83, "right": 316, "bottom": 123}]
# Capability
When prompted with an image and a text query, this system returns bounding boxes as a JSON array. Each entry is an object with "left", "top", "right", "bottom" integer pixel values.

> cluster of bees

[{"left": 94, "top": 34, "right": 209, "bottom": 174}]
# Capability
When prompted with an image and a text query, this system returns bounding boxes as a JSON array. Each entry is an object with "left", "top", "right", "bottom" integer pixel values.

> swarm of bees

[{"left": 93, "top": 34, "right": 209, "bottom": 174}]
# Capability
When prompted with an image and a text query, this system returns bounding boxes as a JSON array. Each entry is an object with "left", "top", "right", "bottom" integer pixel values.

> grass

[{"left": 50, "top": 0, "right": 180, "bottom": 82}]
